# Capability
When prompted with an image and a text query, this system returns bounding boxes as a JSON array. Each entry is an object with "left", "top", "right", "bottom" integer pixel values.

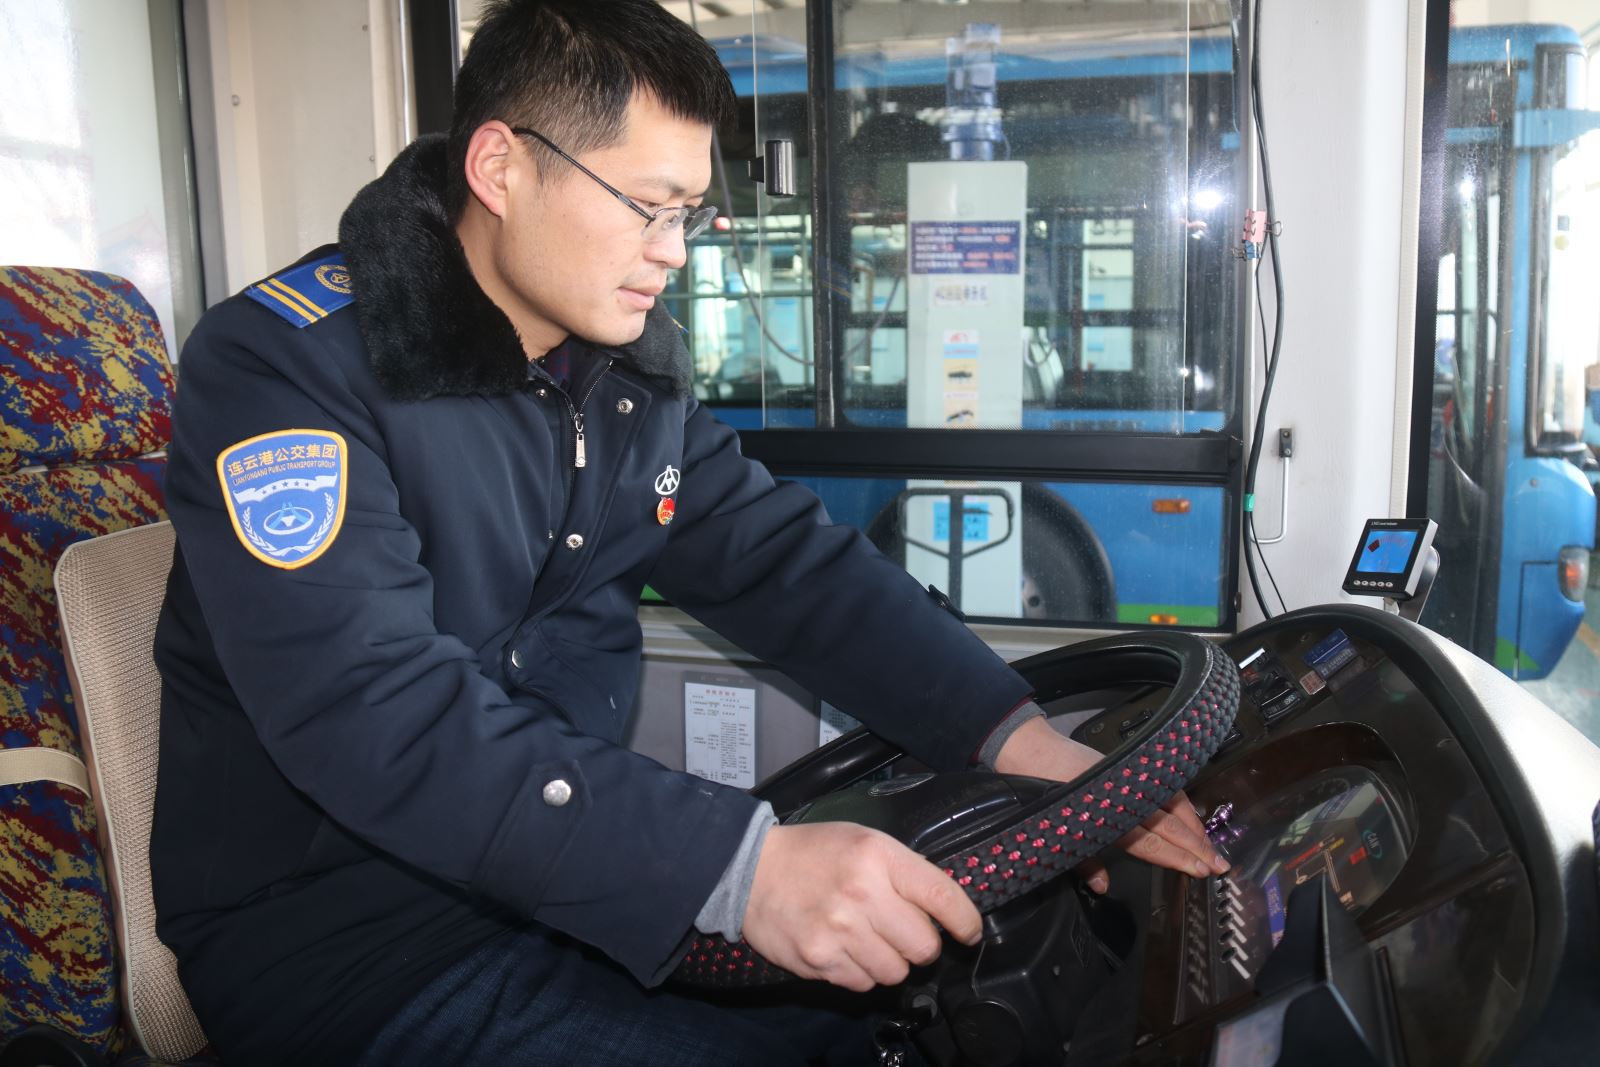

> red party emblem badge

[{"left": 657, "top": 497, "right": 675, "bottom": 526}]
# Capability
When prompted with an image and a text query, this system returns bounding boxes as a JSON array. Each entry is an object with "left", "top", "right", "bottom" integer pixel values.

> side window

[{"left": 1415, "top": 21, "right": 1600, "bottom": 732}]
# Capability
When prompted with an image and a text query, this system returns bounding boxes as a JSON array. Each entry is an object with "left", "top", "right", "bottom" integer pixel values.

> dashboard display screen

[
  {"left": 1234, "top": 769, "right": 1409, "bottom": 943},
  {"left": 1355, "top": 530, "right": 1420, "bottom": 574}
]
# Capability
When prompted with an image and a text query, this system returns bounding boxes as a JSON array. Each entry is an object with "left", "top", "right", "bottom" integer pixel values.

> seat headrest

[{"left": 0, "top": 267, "right": 176, "bottom": 474}]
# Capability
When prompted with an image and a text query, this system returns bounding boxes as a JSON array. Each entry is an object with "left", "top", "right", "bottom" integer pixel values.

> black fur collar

[{"left": 337, "top": 134, "right": 692, "bottom": 402}]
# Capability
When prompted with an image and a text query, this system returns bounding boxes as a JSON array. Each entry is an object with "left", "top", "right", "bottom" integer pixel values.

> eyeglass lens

[{"left": 643, "top": 206, "right": 717, "bottom": 244}]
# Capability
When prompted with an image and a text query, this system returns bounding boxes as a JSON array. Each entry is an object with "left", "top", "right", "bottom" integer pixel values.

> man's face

[{"left": 493, "top": 93, "right": 712, "bottom": 349}]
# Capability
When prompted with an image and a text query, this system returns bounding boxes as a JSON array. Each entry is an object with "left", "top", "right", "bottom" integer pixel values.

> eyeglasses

[{"left": 510, "top": 126, "right": 717, "bottom": 244}]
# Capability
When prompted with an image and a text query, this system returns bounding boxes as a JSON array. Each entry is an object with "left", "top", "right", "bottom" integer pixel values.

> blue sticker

[
  {"left": 932, "top": 501, "right": 991, "bottom": 542},
  {"left": 1305, "top": 628, "right": 1357, "bottom": 679},
  {"left": 217, "top": 429, "right": 348, "bottom": 569},
  {"left": 1264, "top": 871, "right": 1286, "bottom": 947},
  {"left": 910, "top": 222, "right": 1022, "bottom": 275}
]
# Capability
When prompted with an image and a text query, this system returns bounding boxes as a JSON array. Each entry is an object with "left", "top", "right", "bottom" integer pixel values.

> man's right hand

[{"left": 740, "top": 822, "right": 983, "bottom": 992}]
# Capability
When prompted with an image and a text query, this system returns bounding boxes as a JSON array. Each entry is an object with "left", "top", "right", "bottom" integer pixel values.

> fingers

[
  {"left": 793, "top": 936, "right": 878, "bottom": 993},
  {"left": 886, "top": 845, "right": 983, "bottom": 946},
  {"left": 1118, "top": 798, "right": 1230, "bottom": 878},
  {"left": 743, "top": 824, "right": 983, "bottom": 995},
  {"left": 868, "top": 896, "right": 946, "bottom": 969},
  {"left": 1165, "top": 790, "right": 1214, "bottom": 848},
  {"left": 1076, "top": 858, "right": 1110, "bottom": 894}
]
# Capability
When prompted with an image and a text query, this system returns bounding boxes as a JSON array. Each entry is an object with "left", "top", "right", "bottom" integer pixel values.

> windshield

[{"left": 1532, "top": 49, "right": 1600, "bottom": 448}]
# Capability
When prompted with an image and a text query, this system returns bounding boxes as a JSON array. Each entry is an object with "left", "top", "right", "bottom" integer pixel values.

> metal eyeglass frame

[{"left": 510, "top": 126, "right": 717, "bottom": 243}]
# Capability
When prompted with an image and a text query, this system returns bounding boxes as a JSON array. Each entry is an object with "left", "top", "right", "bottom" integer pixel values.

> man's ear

[{"left": 461, "top": 121, "right": 520, "bottom": 219}]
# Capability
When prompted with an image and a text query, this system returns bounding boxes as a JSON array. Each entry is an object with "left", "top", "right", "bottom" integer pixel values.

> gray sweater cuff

[
  {"left": 695, "top": 800, "right": 778, "bottom": 940},
  {"left": 976, "top": 700, "right": 1047, "bottom": 768}
]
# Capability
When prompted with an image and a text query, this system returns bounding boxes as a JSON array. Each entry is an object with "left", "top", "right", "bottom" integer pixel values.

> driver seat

[
  {"left": 54, "top": 520, "right": 211, "bottom": 1063},
  {"left": 0, "top": 266, "right": 171, "bottom": 1056}
]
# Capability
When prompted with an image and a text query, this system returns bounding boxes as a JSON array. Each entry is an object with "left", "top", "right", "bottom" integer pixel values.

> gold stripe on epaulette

[
  {"left": 265, "top": 277, "right": 328, "bottom": 320},
  {"left": 255, "top": 282, "right": 320, "bottom": 322}
]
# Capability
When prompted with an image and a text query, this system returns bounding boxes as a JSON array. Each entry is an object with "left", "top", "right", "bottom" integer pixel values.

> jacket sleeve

[
  {"left": 162, "top": 306, "right": 757, "bottom": 985},
  {"left": 649, "top": 399, "right": 1033, "bottom": 771}
]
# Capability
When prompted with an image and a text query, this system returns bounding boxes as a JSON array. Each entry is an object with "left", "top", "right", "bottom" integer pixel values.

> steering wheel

[{"left": 672, "top": 632, "right": 1241, "bottom": 988}]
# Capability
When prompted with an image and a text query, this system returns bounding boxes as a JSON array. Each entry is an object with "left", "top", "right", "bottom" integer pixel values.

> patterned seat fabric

[{"left": 1, "top": 267, "right": 174, "bottom": 1054}]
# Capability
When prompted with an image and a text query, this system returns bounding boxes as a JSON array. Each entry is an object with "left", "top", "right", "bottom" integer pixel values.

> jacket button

[
  {"left": 509, "top": 649, "right": 523, "bottom": 669},
  {"left": 616, "top": 398, "right": 634, "bottom": 414},
  {"left": 535, "top": 387, "right": 548, "bottom": 398},
  {"left": 542, "top": 779, "right": 572, "bottom": 806},
  {"left": 565, "top": 533, "right": 584, "bottom": 550}
]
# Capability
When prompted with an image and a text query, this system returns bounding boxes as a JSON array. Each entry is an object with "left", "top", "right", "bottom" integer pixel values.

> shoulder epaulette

[{"left": 244, "top": 253, "right": 354, "bottom": 328}]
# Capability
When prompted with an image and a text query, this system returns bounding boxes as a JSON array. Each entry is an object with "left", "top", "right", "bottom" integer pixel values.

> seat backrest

[
  {"left": 56, "top": 521, "right": 208, "bottom": 1062},
  {"left": 0, "top": 266, "right": 174, "bottom": 1051}
]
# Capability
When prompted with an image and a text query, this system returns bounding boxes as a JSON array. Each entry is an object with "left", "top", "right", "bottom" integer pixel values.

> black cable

[
  {"left": 1241, "top": 0, "right": 1288, "bottom": 620},
  {"left": 1253, "top": 257, "right": 1290, "bottom": 614}
]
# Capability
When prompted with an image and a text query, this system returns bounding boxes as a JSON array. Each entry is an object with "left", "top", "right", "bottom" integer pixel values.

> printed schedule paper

[{"left": 684, "top": 681, "right": 757, "bottom": 788}]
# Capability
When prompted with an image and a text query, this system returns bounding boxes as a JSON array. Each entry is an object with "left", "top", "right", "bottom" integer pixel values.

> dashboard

[{"left": 1047, "top": 606, "right": 1600, "bottom": 1066}]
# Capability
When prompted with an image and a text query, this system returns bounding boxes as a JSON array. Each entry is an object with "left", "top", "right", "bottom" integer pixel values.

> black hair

[{"left": 446, "top": 0, "right": 736, "bottom": 219}]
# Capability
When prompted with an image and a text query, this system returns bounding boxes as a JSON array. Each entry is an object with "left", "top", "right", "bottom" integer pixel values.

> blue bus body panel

[
  {"left": 1500, "top": 456, "right": 1595, "bottom": 677},
  {"left": 1449, "top": 24, "right": 1582, "bottom": 68},
  {"left": 710, "top": 407, "right": 1228, "bottom": 623},
  {"left": 1047, "top": 482, "right": 1226, "bottom": 622},
  {"left": 776, "top": 475, "right": 1227, "bottom": 626}
]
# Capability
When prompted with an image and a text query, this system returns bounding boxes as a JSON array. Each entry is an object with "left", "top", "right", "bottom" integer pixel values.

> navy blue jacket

[{"left": 150, "top": 135, "right": 1031, "bottom": 1064}]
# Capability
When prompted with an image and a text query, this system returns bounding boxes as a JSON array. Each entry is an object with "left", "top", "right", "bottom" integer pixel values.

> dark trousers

[{"left": 356, "top": 924, "right": 895, "bottom": 1066}]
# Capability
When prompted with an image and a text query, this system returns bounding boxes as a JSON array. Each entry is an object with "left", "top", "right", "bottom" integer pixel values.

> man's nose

[{"left": 646, "top": 227, "right": 688, "bottom": 270}]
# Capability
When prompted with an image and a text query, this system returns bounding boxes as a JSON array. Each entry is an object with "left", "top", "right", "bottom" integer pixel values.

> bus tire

[{"left": 864, "top": 485, "right": 1117, "bottom": 621}]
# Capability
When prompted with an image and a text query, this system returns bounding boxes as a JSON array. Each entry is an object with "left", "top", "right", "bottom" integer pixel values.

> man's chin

[{"left": 578, "top": 314, "right": 648, "bottom": 348}]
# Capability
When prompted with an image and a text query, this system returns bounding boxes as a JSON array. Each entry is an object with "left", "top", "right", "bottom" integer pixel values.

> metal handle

[{"left": 747, "top": 139, "right": 797, "bottom": 197}]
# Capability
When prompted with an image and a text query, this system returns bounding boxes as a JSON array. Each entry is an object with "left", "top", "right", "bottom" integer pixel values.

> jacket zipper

[{"left": 566, "top": 358, "right": 608, "bottom": 470}]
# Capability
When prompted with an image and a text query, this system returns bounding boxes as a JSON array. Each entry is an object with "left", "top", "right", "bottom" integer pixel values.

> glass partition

[
  {"left": 1416, "top": 12, "right": 1600, "bottom": 743},
  {"left": 673, "top": 1, "right": 1241, "bottom": 436},
  {"left": 663, "top": 1, "right": 1244, "bottom": 627}
]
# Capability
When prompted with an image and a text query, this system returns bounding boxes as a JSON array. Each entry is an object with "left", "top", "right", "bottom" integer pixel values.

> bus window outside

[
  {"left": 639, "top": 0, "right": 1245, "bottom": 629},
  {"left": 1420, "top": 15, "right": 1600, "bottom": 742}
]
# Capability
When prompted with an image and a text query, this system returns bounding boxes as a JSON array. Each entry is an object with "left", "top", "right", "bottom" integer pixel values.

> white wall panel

[
  {"left": 200, "top": 0, "right": 403, "bottom": 293},
  {"left": 1239, "top": 0, "right": 1417, "bottom": 625}
]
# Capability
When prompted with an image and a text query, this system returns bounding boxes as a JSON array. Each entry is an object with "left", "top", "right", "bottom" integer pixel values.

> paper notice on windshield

[{"left": 685, "top": 681, "right": 756, "bottom": 788}]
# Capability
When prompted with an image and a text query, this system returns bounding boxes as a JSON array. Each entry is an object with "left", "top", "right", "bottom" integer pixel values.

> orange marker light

[
  {"left": 1152, "top": 499, "right": 1191, "bottom": 514},
  {"left": 1149, "top": 613, "right": 1179, "bottom": 626}
]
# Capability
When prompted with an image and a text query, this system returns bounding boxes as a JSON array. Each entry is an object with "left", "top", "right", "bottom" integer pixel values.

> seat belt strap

[{"left": 0, "top": 746, "right": 90, "bottom": 794}]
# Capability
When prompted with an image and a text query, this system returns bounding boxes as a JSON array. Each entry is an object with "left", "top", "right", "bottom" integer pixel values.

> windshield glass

[{"left": 1535, "top": 120, "right": 1600, "bottom": 445}]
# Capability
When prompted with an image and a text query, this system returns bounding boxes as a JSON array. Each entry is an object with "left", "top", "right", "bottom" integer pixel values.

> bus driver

[{"left": 150, "top": 2, "right": 1228, "bottom": 1062}]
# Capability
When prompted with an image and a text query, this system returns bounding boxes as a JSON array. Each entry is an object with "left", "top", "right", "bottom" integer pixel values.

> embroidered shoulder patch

[
  {"left": 217, "top": 429, "right": 349, "bottom": 569},
  {"left": 244, "top": 253, "right": 354, "bottom": 327}
]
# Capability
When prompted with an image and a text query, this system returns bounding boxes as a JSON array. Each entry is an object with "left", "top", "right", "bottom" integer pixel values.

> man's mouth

[{"left": 619, "top": 286, "right": 661, "bottom": 311}]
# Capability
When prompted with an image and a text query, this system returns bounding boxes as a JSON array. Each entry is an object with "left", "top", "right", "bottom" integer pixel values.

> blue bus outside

[
  {"left": 1427, "top": 24, "right": 1599, "bottom": 678},
  {"left": 670, "top": 32, "right": 1241, "bottom": 628}
]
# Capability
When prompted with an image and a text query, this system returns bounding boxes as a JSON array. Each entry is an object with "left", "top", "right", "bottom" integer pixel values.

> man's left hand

[{"left": 991, "top": 715, "right": 1228, "bottom": 893}]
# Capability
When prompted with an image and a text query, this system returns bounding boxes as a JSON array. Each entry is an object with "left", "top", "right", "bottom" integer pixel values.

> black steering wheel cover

[
  {"left": 674, "top": 633, "right": 1240, "bottom": 988},
  {"left": 929, "top": 636, "right": 1238, "bottom": 907}
]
